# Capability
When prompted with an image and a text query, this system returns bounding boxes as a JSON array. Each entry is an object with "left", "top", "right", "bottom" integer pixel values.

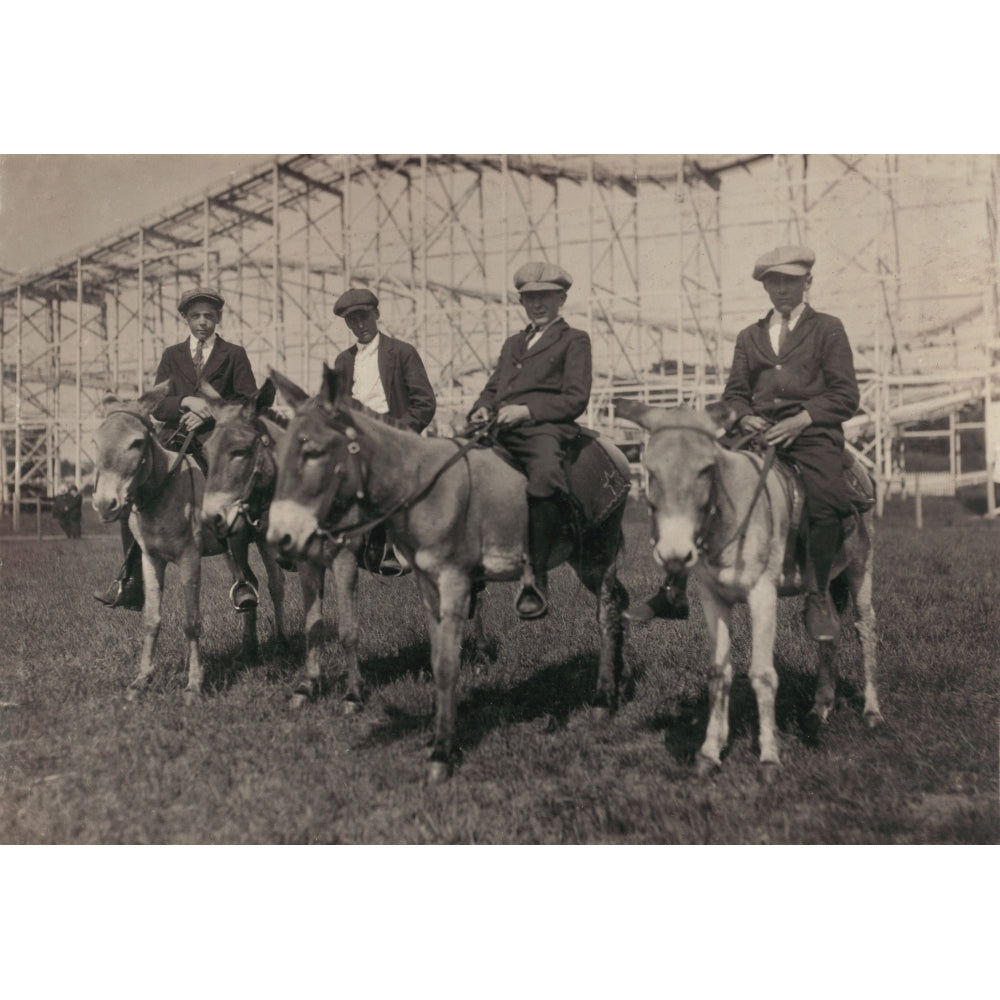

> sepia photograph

[{"left": 1, "top": 7, "right": 996, "bottom": 997}]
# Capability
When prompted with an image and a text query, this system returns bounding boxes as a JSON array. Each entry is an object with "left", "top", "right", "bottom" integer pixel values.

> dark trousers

[
  {"left": 497, "top": 425, "right": 575, "bottom": 499},
  {"left": 783, "top": 428, "right": 852, "bottom": 526}
]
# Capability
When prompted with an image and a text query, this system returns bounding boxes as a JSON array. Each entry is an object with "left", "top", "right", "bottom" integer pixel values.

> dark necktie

[
  {"left": 778, "top": 312, "right": 791, "bottom": 355},
  {"left": 193, "top": 340, "right": 204, "bottom": 375}
]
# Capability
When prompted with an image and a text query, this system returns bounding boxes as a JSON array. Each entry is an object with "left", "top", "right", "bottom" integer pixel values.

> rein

[
  {"left": 101, "top": 410, "right": 197, "bottom": 512},
  {"left": 311, "top": 415, "right": 496, "bottom": 546}
]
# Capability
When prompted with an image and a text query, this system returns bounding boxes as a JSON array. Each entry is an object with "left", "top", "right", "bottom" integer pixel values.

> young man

[
  {"left": 627, "top": 246, "right": 860, "bottom": 642},
  {"left": 468, "top": 261, "right": 592, "bottom": 619},
  {"left": 94, "top": 287, "right": 259, "bottom": 610},
  {"left": 332, "top": 287, "right": 436, "bottom": 573},
  {"left": 331, "top": 288, "right": 436, "bottom": 433}
]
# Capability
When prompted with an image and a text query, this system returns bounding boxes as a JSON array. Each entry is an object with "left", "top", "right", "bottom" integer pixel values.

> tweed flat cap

[
  {"left": 334, "top": 288, "right": 379, "bottom": 317},
  {"left": 752, "top": 246, "right": 816, "bottom": 281},
  {"left": 513, "top": 262, "right": 573, "bottom": 293},
  {"left": 178, "top": 287, "right": 225, "bottom": 313}
]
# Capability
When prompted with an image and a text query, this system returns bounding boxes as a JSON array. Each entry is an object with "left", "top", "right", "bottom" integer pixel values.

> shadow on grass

[
  {"left": 358, "top": 650, "right": 618, "bottom": 755},
  {"left": 648, "top": 658, "right": 872, "bottom": 764}
]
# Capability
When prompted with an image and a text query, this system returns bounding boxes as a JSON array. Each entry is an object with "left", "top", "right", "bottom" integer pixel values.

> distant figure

[
  {"left": 992, "top": 444, "right": 1000, "bottom": 507},
  {"left": 53, "top": 484, "right": 83, "bottom": 539}
]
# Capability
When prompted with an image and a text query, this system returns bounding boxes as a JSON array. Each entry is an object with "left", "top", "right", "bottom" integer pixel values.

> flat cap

[
  {"left": 334, "top": 288, "right": 379, "bottom": 317},
  {"left": 513, "top": 261, "right": 573, "bottom": 293},
  {"left": 752, "top": 246, "right": 816, "bottom": 281},
  {"left": 178, "top": 287, "right": 225, "bottom": 313}
]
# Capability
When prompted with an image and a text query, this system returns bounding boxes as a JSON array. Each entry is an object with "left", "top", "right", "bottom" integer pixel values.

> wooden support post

[{"left": 915, "top": 473, "right": 923, "bottom": 529}]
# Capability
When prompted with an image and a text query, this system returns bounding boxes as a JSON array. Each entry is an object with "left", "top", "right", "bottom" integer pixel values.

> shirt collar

[
  {"left": 356, "top": 331, "right": 382, "bottom": 357},
  {"left": 770, "top": 302, "right": 806, "bottom": 326},
  {"left": 190, "top": 333, "right": 217, "bottom": 356},
  {"left": 527, "top": 316, "right": 561, "bottom": 338}
]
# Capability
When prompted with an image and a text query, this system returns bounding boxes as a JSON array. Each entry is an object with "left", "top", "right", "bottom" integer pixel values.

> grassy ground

[{"left": 0, "top": 494, "right": 997, "bottom": 843}]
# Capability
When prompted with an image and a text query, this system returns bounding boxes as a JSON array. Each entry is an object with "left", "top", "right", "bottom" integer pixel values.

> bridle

[
  {"left": 646, "top": 423, "right": 777, "bottom": 564},
  {"left": 303, "top": 409, "right": 495, "bottom": 548},
  {"left": 212, "top": 427, "right": 271, "bottom": 536},
  {"left": 97, "top": 409, "right": 197, "bottom": 514}
]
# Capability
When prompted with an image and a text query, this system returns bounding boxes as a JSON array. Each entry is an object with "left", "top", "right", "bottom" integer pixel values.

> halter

[
  {"left": 646, "top": 423, "right": 777, "bottom": 564},
  {"left": 99, "top": 409, "right": 197, "bottom": 513},
  {"left": 215, "top": 429, "right": 271, "bottom": 535},
  {"left": 306, "top": 411, "right": 495, "bottom": 548}
]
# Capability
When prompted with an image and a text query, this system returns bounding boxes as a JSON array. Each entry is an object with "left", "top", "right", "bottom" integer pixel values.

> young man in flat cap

[
  {"left": 628, "top": 246, "right": 860, "bottom": 642},
  {"left": 332, "top": 287, "right": 436, "bottom": 572},
  {"left": 94, "top": 287, "right": 260, "bottom": 610},
  {"left": 468, "top": 262, "right": 592, "bottom": 619}
]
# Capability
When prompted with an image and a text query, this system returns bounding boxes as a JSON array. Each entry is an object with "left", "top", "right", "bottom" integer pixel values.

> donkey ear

[
  {"left": 269, "top": 368, "right": 310, "bottom": 410},
  {"left": 704, "top": 400, "right": 739, "bottom": 432},
  {"left": 199, "top": 381, "right": 224, "bottom": 402},
  {"left": 319, "top": 363, "right": 346, "bottom": 408},
  {"left": 137, "top": 380, "right": 172, "bottom": 415},
  {"left": 254, "top": 378, "right": 277, "bottom": 414},
  {"left": 613, "top": 397, "right": 675, "bottom": 432},
  {"left": 101, "top": 391, "right": 122, "bottom": 415},
  {"left": 259, "top": 414, "right": 285, "bottom": 447}
]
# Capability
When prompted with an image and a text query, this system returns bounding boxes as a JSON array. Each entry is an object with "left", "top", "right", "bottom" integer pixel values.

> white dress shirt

[
  {"left": 353, "top": 333, "right": 389, "bottom": 414},
  {"left": 767, "top": 301, "right": 806, "bottom": 355}
]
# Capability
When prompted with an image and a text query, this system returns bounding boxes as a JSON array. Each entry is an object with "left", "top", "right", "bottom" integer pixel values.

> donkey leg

[
  {"left": 179, "top": 550, "right": 205, "bottom": 704},
  {"left": 425, "top": 570, "right": 470, "bottom": 783},
  {"left": 290, "top": 562, "right": 326, "bottom": 708},
  {"left": 852, "top": 551, "right": 884, "bottom": 728},
  {"left": 746, "top": 580, "right": 781, "bottom": 775},
  {"left": 697, "top": 588, "right": 734, "bottom": 775},
  {"left": 127, "top": 555, "right": 166, "bottom": 701},
  {"left": 257, "top": 537, "right": 288, "bottom": 649},
  {"left": 575, "top": 526, "right": 628, "bottom": 716},
  {"left": 332, "top": 547, "right": 364, "bottom": 713}
]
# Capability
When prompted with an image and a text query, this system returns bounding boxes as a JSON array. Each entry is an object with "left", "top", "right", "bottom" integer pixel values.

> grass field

[{"left": 1, "top": 493, "right": 997, "bottom": 844}]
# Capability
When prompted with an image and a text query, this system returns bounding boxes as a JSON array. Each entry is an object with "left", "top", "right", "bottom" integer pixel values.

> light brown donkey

[
  {"left": 615, "top": 399, "right": 883, "bottom": 779},
  {"left": 91, "top": 382, "right": 283, "bottom": 701},
  {"left": 268, "top": 366, "right": 631, "bottom": 783}
]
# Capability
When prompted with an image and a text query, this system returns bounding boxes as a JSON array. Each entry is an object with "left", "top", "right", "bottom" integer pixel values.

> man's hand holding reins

[
  {"left": 495, "top": 403, "right": 532, "bottom": 427},
  {"left": 763, "top": 409, "right": 812, "bottom": 447}
]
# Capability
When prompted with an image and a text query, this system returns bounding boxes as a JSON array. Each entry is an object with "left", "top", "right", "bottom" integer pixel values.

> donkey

[
  {"left": 267, "top": 366, "right": 632, "bottom": 783},
  {"left": 615, "top": 399, "right": 883, "bottom": 778},
  {"left": 198, "top": 379, "right": 354, "bottom": 709},
  {"left": 91, "top": 382, "right": 286, "bottom": 701}
]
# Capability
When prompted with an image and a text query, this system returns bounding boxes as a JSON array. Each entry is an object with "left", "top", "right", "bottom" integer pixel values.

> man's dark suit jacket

[
  {"left": 333, "top": 333, "right": 436, "bottom": 432},
  {"left": 152, "top": 336, "right": 258, "bottom": 440},
  {"left": 469, "top": 317, "right": 592, "bottom": 435}
]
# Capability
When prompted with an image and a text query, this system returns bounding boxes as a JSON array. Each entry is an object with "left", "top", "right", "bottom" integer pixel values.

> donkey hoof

[
  {"left": 289, "top": 693, "right": 309, "bottom": 710},
  {"left": 759, "top": 761, "right": 781, "bottom": 785},
  {"left": 590, "top": 704, "right": 611, "bottom": 724},
  {"left": 695, "top": 753, "right": 720, "bottom": 778},
  {"left": 125, "top": 686, "right": 143, "bottom": 703},
  {"left": 864, "top": 710, "right": 885, "bottom": 730},
  {"left": 426, "top": 760, "right": 452, "bottom": 785},
  {"left": 183, "top": 689, "right": 203, "bottom": 706},
  {"left": 342, "top": 697, "right": 364, "bottom": 716}
]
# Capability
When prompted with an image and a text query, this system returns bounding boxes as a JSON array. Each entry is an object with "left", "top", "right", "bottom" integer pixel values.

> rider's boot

[
  {"left": 515, "top": 495, "right": 562, "bottom": 620},
  {"left": 803, "top": 519, "right": 842, "bottom": 642},
  {"left": 94, "top": 518, "right": 144, "bottom": 610},
  {"left": 623, "top": 571, "right": 690, "bottom": 623}
]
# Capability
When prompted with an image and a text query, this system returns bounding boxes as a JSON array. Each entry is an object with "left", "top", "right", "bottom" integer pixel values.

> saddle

[
  {"left": 488, "top": 428, "right": 632, "bottom": 533},
  {"left": 721, "top": 432, "right": 875, "bottom": 597}
]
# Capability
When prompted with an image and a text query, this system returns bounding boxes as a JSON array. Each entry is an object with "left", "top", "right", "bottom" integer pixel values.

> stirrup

[
  {"left": 230, "top": 580, "right": 259, "bottom": 612},
  {"left": 515, "top": 580, "right": 548, "bottom": 620}
]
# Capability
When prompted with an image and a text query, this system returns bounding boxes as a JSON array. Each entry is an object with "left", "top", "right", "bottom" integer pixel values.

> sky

[{"left": 0, "top": 154, "right": 269, "bottom": 276}]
